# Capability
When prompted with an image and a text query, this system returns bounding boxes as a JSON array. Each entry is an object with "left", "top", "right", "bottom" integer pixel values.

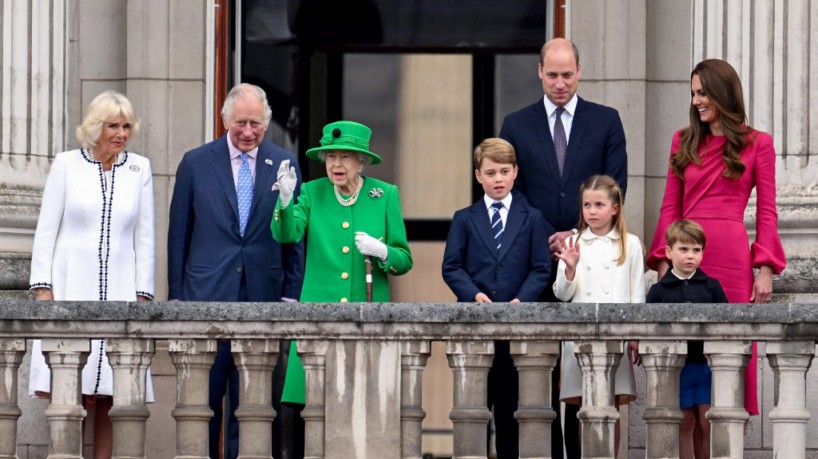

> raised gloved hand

[
  {"left": 272, "top": 159, "right": 297, "bottom": 207},
  {"left": 355, "top": 231, "right": 388, "bottom": 261}
]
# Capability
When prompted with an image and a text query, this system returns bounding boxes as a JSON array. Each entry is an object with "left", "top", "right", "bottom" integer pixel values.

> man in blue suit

[
  {"left": 443, "top": 138, "right": 553, "bottom": 459},
  {"left": 168, "top": 83, "right": 304, "bottom": 459},
  {"left": 499, "top": 38, "right": 628, "bottom": 459}
]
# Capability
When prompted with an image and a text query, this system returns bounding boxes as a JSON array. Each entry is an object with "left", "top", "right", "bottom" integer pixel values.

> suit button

[
  {"left": 491, "top": 290, "right": 497, "bottom": 296},
  {"left": 342, "top": 221, "right": 350, "bottom": 229},
  {"left": 560, "top": 192, "right": 565, "bottom": 197},
  {"left": 342, "top": 246, "right": 350, "bottom": 254},
  {"left": 340, "top": 297, "right": 348, "bottom": 302},
  {"left": 497, "top": 263, "right": 503, "bottom": 270},
  {"left": 341, "top": 272, "right": 349, "bottom": 280},
  {"left": 236, "top": 267, "right": 243, "bottom": 273}
]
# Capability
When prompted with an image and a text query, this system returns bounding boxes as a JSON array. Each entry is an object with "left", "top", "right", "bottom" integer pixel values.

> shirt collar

[
  {"left": 483, "top": 193, "right": 513, "bottom": 211},
  {"left": 579, "top": 227, "right": 620, "bottom": 241},
  {"left": 543, "top": 93, "right": 579, "bottom": 119},
  {"left": 226, "top": 135, "right": 259, "bottom": 160},
  {"left": 670, "top": 269, "right": 698, "bottom": 280}
]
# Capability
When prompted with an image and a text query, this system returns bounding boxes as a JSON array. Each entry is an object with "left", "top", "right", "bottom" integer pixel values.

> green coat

[{"left": 271, "top": 176, "right": 413, "bottom": 402}]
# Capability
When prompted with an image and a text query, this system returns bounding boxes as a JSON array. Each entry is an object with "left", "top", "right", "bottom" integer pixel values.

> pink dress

[{"left": 647, "top": 130, "right": 786, "bottom": 415}]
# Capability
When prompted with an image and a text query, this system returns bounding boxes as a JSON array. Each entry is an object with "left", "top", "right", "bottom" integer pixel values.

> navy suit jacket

[
  {"left": 167, "top": 135, "right": 304, "bottom": 301},
  {"left": 499, "top": 97, "right": 628, "bottom": 231},
  {"left": 442, "top": 192, "right": 554, "bottom": 302}
]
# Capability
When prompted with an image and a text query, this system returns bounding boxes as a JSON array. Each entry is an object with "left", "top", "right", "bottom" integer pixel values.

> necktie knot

[
  {"left": 555, "top": 106, "right": 565, "bottom": 115},
  {"left": 491, "top": 201, "right": 504, "bottom": 211}
]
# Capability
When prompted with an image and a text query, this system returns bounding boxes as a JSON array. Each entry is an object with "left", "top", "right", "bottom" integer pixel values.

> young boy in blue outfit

[
  {"left": 442, "top": 137, "right": 553, "bottom": 458},
  {"left": 646, "top": 219, "right": 727, "bottom": 459}
]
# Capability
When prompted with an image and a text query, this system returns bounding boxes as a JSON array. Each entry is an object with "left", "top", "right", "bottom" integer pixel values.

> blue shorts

[{"left": 679, "top": 362, "right": 711, "bottom": 409}]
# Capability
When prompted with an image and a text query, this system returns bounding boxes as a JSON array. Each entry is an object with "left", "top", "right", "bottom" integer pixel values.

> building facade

[{"left": 1, "top": 0, "right": 816, "bottom": 456}]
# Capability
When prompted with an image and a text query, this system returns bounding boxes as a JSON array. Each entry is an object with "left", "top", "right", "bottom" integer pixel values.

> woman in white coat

[{"left": 29, "top": 90, "right": 155, "bottom": 458}]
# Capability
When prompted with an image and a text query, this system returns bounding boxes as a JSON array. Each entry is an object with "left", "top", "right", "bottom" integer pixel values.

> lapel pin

[
  {"left": 129, "top": 165, "right": 140, "bottom": 172},
  {"left": 265, "top": 159, "right": 273, "bottom": 166}
]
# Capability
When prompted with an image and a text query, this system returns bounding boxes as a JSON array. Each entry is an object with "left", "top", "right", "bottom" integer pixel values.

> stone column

[
  {"left": 704, "top": 341, "right": 751, "bottom": 459},
  {"left": 231, "top": 339, "right": 279, "bottom": 459},
  {"left": 300, "top": 340, "right": 330, "bottom": 459},
  {"left": 766, "top": 341, "right": 815, "bottom": 459},
  {"left": 639, "top": 341, "right": 686, "bottom": 459},
  {"left": 169, "top": 339, "right": 217, "bottom": 459},
  {"left": 400, "top": 340, "right": 431, "bottom": 459},
  {"left": 445, "top": 340, "right": 493, "bottom": 459},
  {"left": 42, "top": 338, "right": 90, "bottom": 459},
  {"left": 0, "top": 339, "right": 25, "bottom": 458},
  {"left": 0, "top": 0, "right": 68, "bottom": 275},
  {"left": 510, "top": 341, "right": 560, "bottom": 459},
  {"left": 574, "top": 340, "right": 623, "bottom": 459},
  {"left": 106, "top": 338, "right": 155, "bottom": 458}
]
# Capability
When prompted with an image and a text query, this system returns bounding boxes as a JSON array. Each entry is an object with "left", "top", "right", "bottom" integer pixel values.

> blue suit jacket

[
  {"left": 167, "top": 135, "right": 304, "bottom": 301},
  {"left": 442, "top": 192, "right": 553, "bottom": 302},
  {"left": 499, "top": 97, "right": 628, "bottom": 231}
]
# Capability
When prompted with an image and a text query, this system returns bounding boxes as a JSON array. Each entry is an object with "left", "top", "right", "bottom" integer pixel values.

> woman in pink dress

[{"left": 647, "top": 59, "right": 786, "bottom": 418}]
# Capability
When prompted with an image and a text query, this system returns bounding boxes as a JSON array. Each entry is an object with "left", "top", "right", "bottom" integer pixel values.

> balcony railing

[{"left": 0, "top": 299, "right": 814, "bottom": 459}]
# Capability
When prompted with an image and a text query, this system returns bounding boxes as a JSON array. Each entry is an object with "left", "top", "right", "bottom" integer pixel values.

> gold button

[
  {"left": 341, "top": 272, "right": 349, "bottom": 280},
  {"left": 342, "top": 221, "right": 350, "bottom": 229},
  {"left": 342, "top": 246, "right": 350, "bottom": 254},
  {"left": 340, "top": 297, "right": 348, "bottom": 302}
]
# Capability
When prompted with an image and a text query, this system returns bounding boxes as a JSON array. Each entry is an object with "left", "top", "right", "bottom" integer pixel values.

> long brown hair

[
  {"left": 671, "top": 59, "right": 751, "bottom": 180},
  {"left": 577, "top": 175, "right": 628, "bottom": 265}
]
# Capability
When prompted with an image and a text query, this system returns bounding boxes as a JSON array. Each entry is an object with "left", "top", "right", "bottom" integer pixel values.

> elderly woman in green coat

[{"left": 271, "top": 120, "right": 413, "bottom": 406}]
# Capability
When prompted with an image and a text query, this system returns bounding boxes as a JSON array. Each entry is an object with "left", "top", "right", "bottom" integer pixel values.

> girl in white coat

[{"left": 553, "top": 174, "right": 645, "bottom": 453}]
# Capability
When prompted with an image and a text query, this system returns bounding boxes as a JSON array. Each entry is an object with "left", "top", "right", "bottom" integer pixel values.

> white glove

[
  {"left": 355, "top": 231, "right": 388, "bottom": 261},
  {"left": 272, "top": 159, "right": 297, "bottom": 207}
]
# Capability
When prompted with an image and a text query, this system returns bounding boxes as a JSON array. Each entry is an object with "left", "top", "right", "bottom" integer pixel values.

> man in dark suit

[
  {"left": 499, "top": 38, "right": 628, "bottom": 459},
  {"left": 442, "top": 138, "right": 553, "bottom": 458},
  {"left": 168, "top": 83, "right": 304, "bottom": 459}
]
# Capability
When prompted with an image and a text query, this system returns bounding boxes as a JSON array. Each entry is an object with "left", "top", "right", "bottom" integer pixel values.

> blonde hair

[
  {"left": 76, "top": 90, "right": 140, "bottom": 150},
  {"left": 473, "top": 138, "right": 516, "bottom": 170},
  {"left": 577, "top": 175, "right": 628, "bottom": 265},
  {"left": 666, "top": 219, "right": 707, "bottom": 249}
]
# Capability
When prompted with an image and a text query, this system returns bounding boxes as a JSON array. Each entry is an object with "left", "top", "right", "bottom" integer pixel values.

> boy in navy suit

[
  {"left": 443, "top": 138, "right": 554, "bottom": 458},
  {"left": 647, "top": 219, "right": 727, "bottom": 459}
]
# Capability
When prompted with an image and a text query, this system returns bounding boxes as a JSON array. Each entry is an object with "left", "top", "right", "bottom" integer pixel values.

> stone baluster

[
  {"left": 42, "top": 338, "right": 90, "bottom": 459},
  {"left": 704, "top": 341, "right": 751, "bottom": 459},
  {"left": 574, "top": 340, "right": 623, "bottom": 459},
  {"left": 639, "top": 341, "right": 687, "bottom": 459},
  {"left": 510, "top": 341, "right": 559, "bottom": 459},
  {"left": 300, "top": 340, "right": 330, "bottom": 459},
  {"left": 231, "top": 339, "right": 279, "bottom": 459},
  {"left": 400, "top": 340, "right": 431, "bottom": 459},
  {"left": 766, "top": 341, "right": 815, "bottom": 459},
  {"left": 0, "top": 339, "right": 25, "bottom": 458},
  {"left": 445, "top": 340, "right": 494, "bottom": 459},
  {"left": 106, "top": 338, "right": 155, "bottom": 458},
  {"left": 169, "top": 339, "right": 217, "bottom": 459}
]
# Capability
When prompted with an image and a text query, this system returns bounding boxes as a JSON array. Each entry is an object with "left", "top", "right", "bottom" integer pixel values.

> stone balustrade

[{"left": 0, "top": 299, "right": 816, "bottom": 458}]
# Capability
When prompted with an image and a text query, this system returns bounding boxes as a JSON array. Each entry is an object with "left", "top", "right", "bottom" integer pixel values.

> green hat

[{"left": 305, "top": 121, "right": 382, "bottom": 165}]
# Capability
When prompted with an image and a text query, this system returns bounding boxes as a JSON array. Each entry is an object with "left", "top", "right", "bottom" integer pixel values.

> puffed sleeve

[
  {"left": 271, "top": 181, "right": 310, "bottom": 244},
  {"left": 29, "top": 154, "right": 68, "bottom": 290},
  {"left": 377, "top": 184, "right": 412, "bottom": 275},
  {"left": 749, "top": 132, "right": 786, "bottom": 273},
  {"left": 647, "top": 131, "right": 685, "bottom": 270},
  {"left": 628, "top": 234, "right": 646, "bottom": 303},
  {"left": 134, "top": 158, "right": 155, "bottom": 299}
]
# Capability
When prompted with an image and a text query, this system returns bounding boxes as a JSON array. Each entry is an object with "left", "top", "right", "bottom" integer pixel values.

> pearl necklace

[{"left": 334, "top": 177, "right": 364, "bottom": 207}]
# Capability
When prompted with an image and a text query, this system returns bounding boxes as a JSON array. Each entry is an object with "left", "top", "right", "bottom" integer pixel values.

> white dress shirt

[{"left": 543, "top": 93, "right": 579, "bottom": 144}]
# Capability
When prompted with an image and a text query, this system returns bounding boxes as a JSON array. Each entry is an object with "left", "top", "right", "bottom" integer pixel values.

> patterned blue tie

[
  {"left": 237, "top": 153, "right": 253, "bottom": 236},
  {"left": 553, "top": 106, "right": 567, "bottom": 176},
  {"left": 491, "top": 201, "right": 504, "bottom": 250}
]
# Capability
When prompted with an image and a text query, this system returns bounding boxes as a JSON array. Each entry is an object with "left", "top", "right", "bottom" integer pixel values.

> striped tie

[{"left": 491, "top": 201, "right": 504, "bottom": 250}]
